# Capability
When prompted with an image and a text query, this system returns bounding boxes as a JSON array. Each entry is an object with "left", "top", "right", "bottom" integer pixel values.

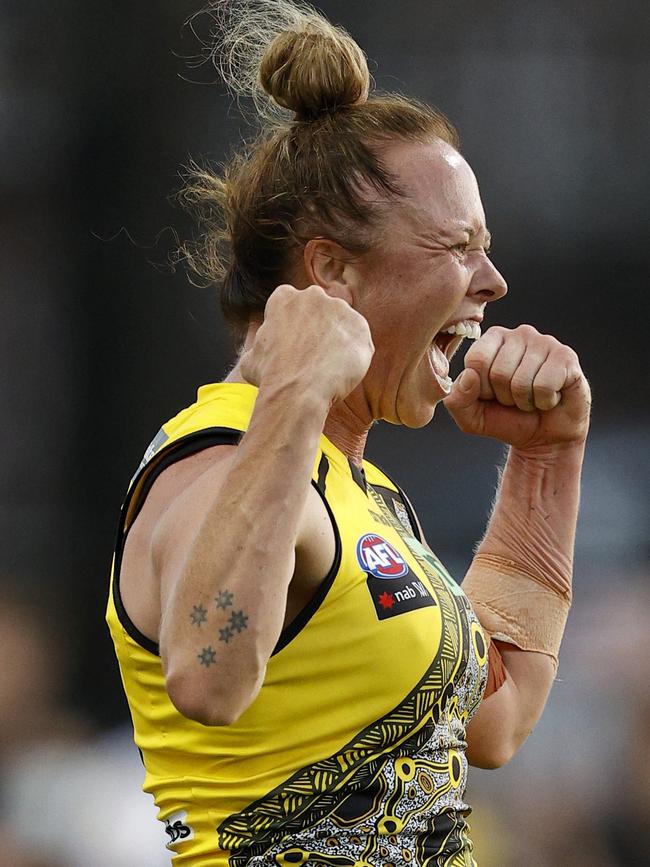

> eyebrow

[{"left": 459, "top": 224, "right": 492, "bottom": 247}]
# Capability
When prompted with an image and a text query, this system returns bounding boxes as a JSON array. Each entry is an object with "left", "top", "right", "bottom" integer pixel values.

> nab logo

[{"left": 357, "top": 533, "right": 408, "bottom": 579}]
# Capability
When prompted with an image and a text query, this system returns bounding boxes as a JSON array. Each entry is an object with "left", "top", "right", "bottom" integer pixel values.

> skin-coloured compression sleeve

[{"left": 463, "top": 440, "right": 584, "bottom": 668}]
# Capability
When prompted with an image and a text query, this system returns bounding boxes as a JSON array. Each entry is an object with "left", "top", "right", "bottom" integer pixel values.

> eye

[{"left": 450, "top": 242, "right": 469, "bottom": 256}]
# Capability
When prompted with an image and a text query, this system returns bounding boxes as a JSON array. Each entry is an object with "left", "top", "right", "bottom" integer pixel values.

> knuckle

[
  {"left": 302, "top": 284, "right": 324, "bottom": 303},
  {"left": 510, "top": 374, "right": 532, "bottom": 396},
  {"left": 533, "top": 386, "right": 557, "bottom": 407},
  {"left": 533, "top": 380, "right": 557, "bottom": 396},
  {"left": 535, "top": 394, "right": 557, "bottom": 410},
  {"left": 469, "top": 328, "right": 506, "bottom": 359},
  {"left": 464, "top": 344, "right": 490, "bottom": 367},
  {"left": 267, "top": 285, "right": 291, "bottom": 310},
  {"left": 351, "top": 309, "right": 372, "bottom": 334},
  {"left": 540, "top": 335, "right": 562, "bottom": 352},
  {"left": 489, "top": 366, "right": 511, "bottom": 388},
  {"left": 561, "top": 346, "right": 580, "bottom": 366},
  {"left": 515, "top": 323, "right": 539, "bottom": 337}
]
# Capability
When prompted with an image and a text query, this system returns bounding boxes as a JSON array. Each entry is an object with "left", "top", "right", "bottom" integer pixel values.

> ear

[{"left": 303, "top": 239, "right": 358, "bottom": 304}]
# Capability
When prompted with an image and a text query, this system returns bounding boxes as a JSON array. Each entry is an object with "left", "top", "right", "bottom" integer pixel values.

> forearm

[
  {"left": 477, "top": 440, "right": 585, "bottom": 592},
  {"left": 160, "top": 381, "right": 329, "bottom": 723},
  {"left": 464, "top": 441, "right": 586, "bottom": 765},
  {"left": 464, "top": 439, "right": 586, "bottom": 663}
]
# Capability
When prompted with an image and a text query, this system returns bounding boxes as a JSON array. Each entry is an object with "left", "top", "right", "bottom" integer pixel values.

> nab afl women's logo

[{"left": 356, "top": 533, "right": 408, "bottom": 579}]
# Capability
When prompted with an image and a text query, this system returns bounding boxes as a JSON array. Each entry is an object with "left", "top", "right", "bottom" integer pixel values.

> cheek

[
  {"left": 424, "top": 263, "right": 468, "bottom": 308},
  {"left": 404, "top": 272, "right": 467, "bottom": 335},
  {"left": 357, "top": 255, "right": 467, "bottom": 346}
]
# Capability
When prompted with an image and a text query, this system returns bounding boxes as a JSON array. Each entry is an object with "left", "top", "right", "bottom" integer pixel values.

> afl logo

[{"left": 356, "top": 534, "right": 408, "bottom": 579}]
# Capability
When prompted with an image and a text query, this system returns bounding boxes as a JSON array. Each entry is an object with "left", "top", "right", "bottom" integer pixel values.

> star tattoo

[
  {"left": 190, "top": 604, "right": 208, "bottom": 627},
  {"left": 219, "top": 626, "right": 234, "bottom": 644},
  {"left": 215, "top": 589, "right": 234, "bottom": 610},
  {"left": 228, "top": 609, "right": 249, "bottom": 633},
  {"left": 197, "top": 646, "right": 217, "bottom": 667}
]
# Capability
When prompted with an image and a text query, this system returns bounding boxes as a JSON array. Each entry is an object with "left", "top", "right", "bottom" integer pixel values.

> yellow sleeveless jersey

[{"left": 106, "top": 382, "right": 489, "bottom": 866}]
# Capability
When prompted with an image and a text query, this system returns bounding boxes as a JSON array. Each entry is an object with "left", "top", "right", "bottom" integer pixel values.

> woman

[{"left": 106, "top": 2, "right": 591, "bottom": 864}]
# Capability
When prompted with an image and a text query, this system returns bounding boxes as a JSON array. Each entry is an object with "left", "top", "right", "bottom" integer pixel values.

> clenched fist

[
  {"left": 240, "top": 284, "right": 375, "bottom": 405},
  {"left": 444, "top": 325, "right": 591, "bottom": 450}
]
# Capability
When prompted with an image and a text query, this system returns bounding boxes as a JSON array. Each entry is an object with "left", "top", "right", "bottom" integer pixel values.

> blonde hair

[{"left": 180, "top": 0, "right": 458, "bottom": 337}]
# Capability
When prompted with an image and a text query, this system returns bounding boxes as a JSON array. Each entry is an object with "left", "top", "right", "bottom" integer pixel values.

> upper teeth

[{"left": 440, "top": 321, "right": 481, "bottom": 340}]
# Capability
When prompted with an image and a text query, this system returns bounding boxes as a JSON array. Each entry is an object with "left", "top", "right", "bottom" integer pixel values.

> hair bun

[{"left": 259, "top": 25, "right": 370, "bottom": 120}]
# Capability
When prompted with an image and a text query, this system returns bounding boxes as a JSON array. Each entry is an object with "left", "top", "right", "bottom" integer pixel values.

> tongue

[{"left": 429, "top": 343, "right": 449, "bottom": 385}]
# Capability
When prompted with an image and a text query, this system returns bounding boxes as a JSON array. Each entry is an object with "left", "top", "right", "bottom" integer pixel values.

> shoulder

[{"left": 124, "top": 443, "right": 239, "bottom": 581}]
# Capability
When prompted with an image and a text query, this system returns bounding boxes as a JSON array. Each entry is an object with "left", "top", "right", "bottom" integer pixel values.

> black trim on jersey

[
  {"left": 316, "top": 452, "right": 329, "bottom": 495},
  {"left": 347, "top": 457, "right": 368, "bottom": 494},
  {"left": 112, "top": 427, "right": 242, "bottom": 656},
  {"left": 272, "top": 455, "right": 342, "bottom": 656}
]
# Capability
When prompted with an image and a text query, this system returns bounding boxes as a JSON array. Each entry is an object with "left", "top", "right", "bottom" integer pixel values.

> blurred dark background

[{"left": 1, "top": 1, "right": 648, "bottom": 864}]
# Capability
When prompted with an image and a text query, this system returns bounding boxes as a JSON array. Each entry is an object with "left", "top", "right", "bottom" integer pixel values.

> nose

[{"left": 470, "top": 256, "right": 508, "bottom": 302}]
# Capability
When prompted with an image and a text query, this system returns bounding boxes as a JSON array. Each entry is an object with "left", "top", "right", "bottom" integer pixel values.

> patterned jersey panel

[{"left": 214, "top": 430, "right": 489, "bottom": 867}]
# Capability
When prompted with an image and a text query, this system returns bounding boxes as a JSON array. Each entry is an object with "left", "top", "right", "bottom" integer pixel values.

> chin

[{"left": 393, "top": 397, "right": 439, "bottom": 429}]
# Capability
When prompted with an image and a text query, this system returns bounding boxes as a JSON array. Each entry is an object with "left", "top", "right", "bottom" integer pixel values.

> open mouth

[
  {"left": 432, "top": 331, "right": 457, "bottom": 356},
  {"left": 432, "top": 320, "right": 482, "bottom": 358},
  {"left": 428, "top": 320, "right": 482, "bottom": 392}
]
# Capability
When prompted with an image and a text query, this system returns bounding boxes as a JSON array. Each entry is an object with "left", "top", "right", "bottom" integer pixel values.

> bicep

[
  {"left": 151, "top": 445, "right": 326, "bottom": 633},
  {"left": 149, "top": 445, "right": 239, "bottom": 612},
  {"left": 466, "top": 642, "right": 555, "bottom": 768}
]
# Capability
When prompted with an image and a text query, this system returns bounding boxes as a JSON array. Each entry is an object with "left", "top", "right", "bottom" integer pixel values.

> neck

[
  {"left": 323, "top": 395, "right": 372, "bottom": 467},
  {"left": 224, "top": 369, "right": 372, "bottom": 468}
]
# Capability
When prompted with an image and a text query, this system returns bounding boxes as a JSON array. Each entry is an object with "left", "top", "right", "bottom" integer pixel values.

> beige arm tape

[{"left": 463, "top": 553, "right": 572, "bottom": 669}]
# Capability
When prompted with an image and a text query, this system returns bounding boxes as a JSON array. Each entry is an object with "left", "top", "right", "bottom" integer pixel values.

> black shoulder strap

[
  {"left": 272, "top": 453, "right": 342, "bottom": 655},
  {"left": 112, "top": 427, "right": 242, "bottom": 655}
]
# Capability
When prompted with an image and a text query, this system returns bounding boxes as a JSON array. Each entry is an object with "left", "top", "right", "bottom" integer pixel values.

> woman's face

[{"left": 351, "top": 138, "right": 508, "bottom": 427}]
